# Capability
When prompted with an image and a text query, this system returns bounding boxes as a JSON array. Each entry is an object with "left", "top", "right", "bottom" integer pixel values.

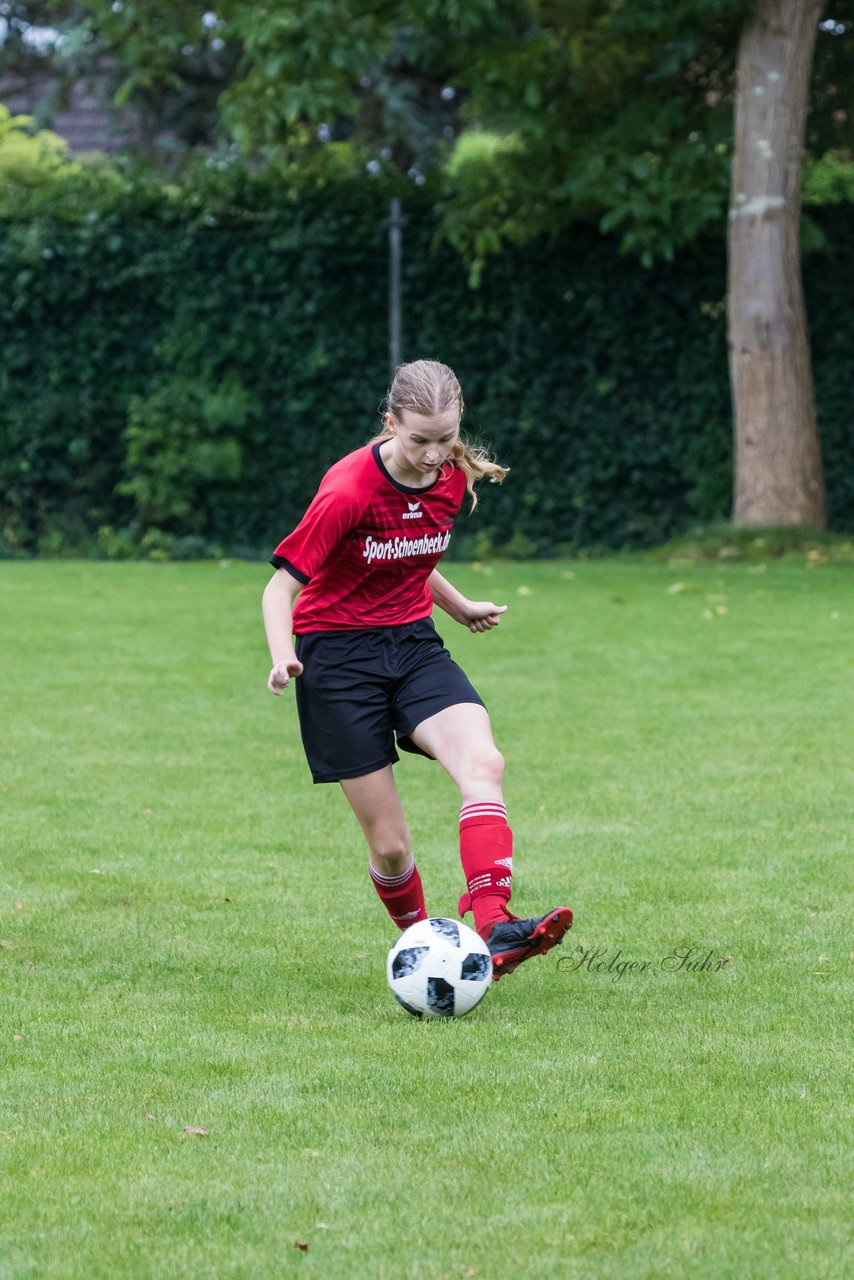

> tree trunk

[{"left": 728, "top": 0, "right": 826, "bottom": 528}]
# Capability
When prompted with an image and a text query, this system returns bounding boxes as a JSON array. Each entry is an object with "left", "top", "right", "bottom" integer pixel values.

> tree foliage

[
  {"left": 0, "top": 100, "right": 68, "bottom": 178},
  {"left": 5, "top": 1, "right": 851, "bottom": 263}
]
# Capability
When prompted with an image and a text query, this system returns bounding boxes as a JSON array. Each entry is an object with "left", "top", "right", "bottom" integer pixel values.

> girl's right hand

[{"left": 267, "top": 658, "right": 304, "bottom": 695}]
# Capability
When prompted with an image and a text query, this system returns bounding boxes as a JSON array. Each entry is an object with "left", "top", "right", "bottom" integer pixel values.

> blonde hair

[{"left": 371, "top": 359, "right": 507, "bottom": 511}]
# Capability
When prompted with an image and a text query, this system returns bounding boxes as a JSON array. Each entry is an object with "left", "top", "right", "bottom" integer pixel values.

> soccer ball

[{"left": 387, "top": 917, "right": 493, "bottom": 1018}]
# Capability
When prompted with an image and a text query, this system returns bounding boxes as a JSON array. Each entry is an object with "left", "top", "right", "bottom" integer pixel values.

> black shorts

[{"left": 293, "top": 618, "right": 485, "bottom": 783}]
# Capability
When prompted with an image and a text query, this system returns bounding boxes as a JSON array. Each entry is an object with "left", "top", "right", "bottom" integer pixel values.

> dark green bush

[{"left": 0, "top": 153, "right": 851, "bottom": 558}]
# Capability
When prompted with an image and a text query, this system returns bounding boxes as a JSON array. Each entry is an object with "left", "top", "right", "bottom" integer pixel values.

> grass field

[{"left": 1, "top": 557, "right": 852, "bottom": 1280}]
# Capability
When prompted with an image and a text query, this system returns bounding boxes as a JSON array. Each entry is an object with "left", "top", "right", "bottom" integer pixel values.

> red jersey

[{"left": 270, "top": 442, "right": 467, "bottom": 632}]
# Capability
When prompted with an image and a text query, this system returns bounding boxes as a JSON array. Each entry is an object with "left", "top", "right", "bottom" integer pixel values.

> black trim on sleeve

[{"left": 269, "top": 555, "right": 310, "bottom": 584}]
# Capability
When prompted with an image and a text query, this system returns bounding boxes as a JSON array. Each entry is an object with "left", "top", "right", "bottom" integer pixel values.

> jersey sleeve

[{"left": 270, "top": 469, "right": 366, "bottom": 583}]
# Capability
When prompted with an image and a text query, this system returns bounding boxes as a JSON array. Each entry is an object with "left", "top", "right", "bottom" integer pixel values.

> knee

[
  {"left": 366, "top": 828, "right": 412, "bottom": 876},
  {"left": 468, "top": 745, "right": 505, "bottom": 791}
]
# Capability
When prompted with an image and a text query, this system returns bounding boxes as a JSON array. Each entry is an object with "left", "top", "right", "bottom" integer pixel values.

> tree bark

[{"left": 728, "top": 0, "right": 826, "bottom": 528}]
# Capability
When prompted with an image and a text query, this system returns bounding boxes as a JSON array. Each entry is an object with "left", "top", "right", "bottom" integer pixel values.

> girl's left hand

[{"left": 463, "top": 602, "right": 508, "bottom": 633}]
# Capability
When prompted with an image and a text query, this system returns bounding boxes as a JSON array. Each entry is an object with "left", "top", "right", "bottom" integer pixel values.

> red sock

[
  {"left": 369, "top": 858, "right": 428, "bottom": 930},
  {"left": 457, "top": 800, "right": 514, "bottom": 940}
]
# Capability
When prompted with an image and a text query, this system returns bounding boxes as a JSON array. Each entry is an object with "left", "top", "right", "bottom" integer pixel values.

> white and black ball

[{"left": 387, "top": 917, "right": 493, "bottom": 1018}]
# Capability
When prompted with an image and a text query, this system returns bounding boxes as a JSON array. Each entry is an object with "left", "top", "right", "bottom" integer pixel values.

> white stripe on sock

[
  {"left": 460, "top": 801, "right": 507, "bottom": 823},
  {"left": 369, "top": 858, "right": 415, "bottom": 888}
]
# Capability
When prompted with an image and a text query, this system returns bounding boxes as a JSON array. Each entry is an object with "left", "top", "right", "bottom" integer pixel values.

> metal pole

[{"left": 389, "top": 197, "right": 403, "bottom": 378}]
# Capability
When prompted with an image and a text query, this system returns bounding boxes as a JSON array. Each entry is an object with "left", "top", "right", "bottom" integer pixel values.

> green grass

[{"left": 1, "top": 558, "right": 852, "bottom": 1280}]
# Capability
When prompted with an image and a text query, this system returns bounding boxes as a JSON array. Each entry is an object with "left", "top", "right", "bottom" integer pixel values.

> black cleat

[{"left": 487, "top": 907, "right": 573, "bottom": 980}]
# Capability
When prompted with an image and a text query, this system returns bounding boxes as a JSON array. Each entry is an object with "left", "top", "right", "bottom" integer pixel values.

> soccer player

[{"left": 262, "top": 360, "right": 572, "bottom": 978}]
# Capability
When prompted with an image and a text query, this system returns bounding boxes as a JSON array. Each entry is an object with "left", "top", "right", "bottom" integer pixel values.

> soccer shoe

[{"left": 486, "top": 907, "right": 573, "bottom": 980}]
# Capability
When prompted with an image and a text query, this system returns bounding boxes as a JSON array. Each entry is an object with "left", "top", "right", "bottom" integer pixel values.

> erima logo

[{"left": 402, "top": 500, "right": 423, "bottom": 521}]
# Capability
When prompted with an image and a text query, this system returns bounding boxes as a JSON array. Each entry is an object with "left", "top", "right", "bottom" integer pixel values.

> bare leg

[
  {"left": 340, "top": 765, "right": 412, "bottom": 877},
  {"left": 407, "top": 703, "right": 504, "bottom": 802},
  {"left": 340, "top": 765, "right": 428, "bottom": 928}
]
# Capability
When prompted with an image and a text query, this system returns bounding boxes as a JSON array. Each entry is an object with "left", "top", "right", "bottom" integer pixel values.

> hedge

[{"left": 1, "top": 162, "right": 852, "bottom": 558}]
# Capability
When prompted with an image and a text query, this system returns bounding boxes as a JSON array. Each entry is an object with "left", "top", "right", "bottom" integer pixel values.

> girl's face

[{"left": 387, "top": 408, "right": 460, "bottom": 479}]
